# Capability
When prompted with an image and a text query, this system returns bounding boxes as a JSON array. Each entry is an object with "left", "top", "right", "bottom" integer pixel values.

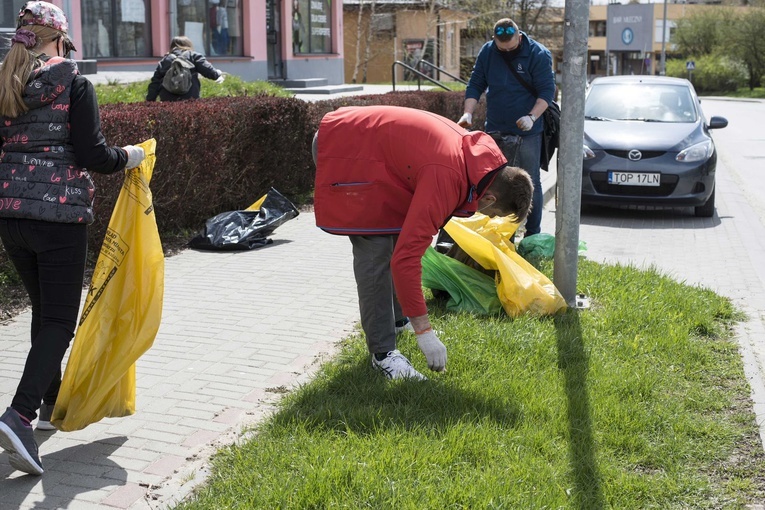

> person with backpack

[
  {"left": 146, "top": 36, "right": 225, "bottom": 102},
  {"left": 0, "top": 1, "right": 145, "bottom": 476},
  {"left": 457, "top": 18, "right": 555, "bottom": 239}
]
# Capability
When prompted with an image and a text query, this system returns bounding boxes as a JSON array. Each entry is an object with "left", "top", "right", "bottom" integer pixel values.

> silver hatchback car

[{"left": 581, "top": 76, "right": 728, "bottom": 217}]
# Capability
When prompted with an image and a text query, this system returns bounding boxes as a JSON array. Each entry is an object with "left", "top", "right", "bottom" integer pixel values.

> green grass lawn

[
  {"left": 94, "top": 75, "right": 293, "bottom": 105},
  {"left": 718, "top": 87, "right": 765, "bottom": 99},
  {"left": 175, "top": 259, "right": 765, "bottom": 509}
]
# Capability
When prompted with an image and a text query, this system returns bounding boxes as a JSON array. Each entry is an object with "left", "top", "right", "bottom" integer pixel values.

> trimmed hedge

[{"left": 0, "top": 90, "right": 485, "bottom": 276}]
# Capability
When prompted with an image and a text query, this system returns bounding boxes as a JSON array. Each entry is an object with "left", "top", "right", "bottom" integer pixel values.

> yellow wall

[{"left": 343, "top": 8, "right": 467, "bottom": 85}]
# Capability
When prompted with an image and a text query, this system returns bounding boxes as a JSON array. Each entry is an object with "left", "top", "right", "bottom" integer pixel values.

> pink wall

[
  {"left": 246, "top": 0, "right": 267, "bottom": 61},
  {"left": 150, "top": 0, "right": 171, "bottom": 55},
  {"left": 55, "top": 0, "right": 343, "bottom": 80},
  {"left": 57, "top": 0, "right": 343, "bottom": 63}
]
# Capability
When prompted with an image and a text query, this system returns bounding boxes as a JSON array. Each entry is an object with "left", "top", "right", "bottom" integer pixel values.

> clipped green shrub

[
  {"left": 307, "top": 91, "right": 485, "bottom": 136},
  {"left": 92, "top": 96, "right": 316, "bottom": 246},
  {"left": 666, "top": 55, "right": 747, "bottom": 93},
  {"left": 1, "top": 90, "right": 473, "bottom": 291}
]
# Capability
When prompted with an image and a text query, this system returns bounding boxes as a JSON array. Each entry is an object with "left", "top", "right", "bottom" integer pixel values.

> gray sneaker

[
  {"left": 371, "top": 350, "right": 427, "bottom": 381},
  {"left": 36, "top": 403, "right": 56, "bottom": 431},
  {"left": 0, "top": 407, "right": 44, "bottom": 475}
]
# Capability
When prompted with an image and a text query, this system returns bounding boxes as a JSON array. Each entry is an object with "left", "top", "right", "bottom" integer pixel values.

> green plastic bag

[
  {"left": 517, "top": 233, "right": 587, "bottom": 259},
  {"left": 421, "top": 246, "right": 503, "bottom": 316}
]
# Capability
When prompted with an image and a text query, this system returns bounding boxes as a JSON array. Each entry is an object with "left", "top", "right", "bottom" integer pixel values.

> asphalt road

[{"left": 542, "top": 97, "right": 765, "bottom": 445}]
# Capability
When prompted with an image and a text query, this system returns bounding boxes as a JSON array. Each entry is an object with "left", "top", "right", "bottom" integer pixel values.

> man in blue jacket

[{"left": 458, "top": 18, "right": 555, "bottom": 238}]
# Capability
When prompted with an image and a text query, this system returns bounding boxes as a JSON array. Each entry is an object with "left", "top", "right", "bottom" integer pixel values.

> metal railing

[
  {"left": 417, "top": 60, "right": 468, "bottom": 85},
  {"left": 391, "top": 59, "right": 467, "bottom": 92}
]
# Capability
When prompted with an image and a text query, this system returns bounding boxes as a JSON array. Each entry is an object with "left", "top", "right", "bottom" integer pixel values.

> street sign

[{"left": 686, "top": 61, "right": 696, "bottom": 71}]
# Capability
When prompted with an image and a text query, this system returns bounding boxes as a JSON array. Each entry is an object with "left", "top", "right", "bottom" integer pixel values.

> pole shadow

[{"left": 555, "top": 311, "right": 604, "bottom": 509}]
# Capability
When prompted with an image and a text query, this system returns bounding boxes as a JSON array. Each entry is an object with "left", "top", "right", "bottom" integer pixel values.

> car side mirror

[{"left": 708, "top": 116, "right": 728, "bottom": 130}]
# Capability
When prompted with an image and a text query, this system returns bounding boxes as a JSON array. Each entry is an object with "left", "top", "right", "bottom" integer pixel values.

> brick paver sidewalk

[{"left": 0, "top": 212, "right": 359, "bottom": 509}]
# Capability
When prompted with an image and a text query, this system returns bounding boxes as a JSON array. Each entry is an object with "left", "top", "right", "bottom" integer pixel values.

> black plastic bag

[{"left": 189, "top": 188, "right": 299, "bottom": 250}]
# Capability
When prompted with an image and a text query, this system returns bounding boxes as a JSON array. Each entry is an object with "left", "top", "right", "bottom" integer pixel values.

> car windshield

[{"left": 585, "top": 83, "right": 698, "bottom": 123}]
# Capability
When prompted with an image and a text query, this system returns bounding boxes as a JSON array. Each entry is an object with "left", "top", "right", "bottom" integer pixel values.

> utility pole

[
  {"left": 553, "top": 0, "right": 590, "bottom": 306},
  {"left": 660, "top": 0, "right": 668, "bottom": 75}
]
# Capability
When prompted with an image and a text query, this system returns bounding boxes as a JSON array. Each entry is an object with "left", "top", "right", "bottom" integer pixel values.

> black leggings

[{"left": 0, "top": 218, "right": 87, "bottom": 421}]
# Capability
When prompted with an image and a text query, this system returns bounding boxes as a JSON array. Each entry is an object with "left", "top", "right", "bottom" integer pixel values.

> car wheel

[{"left": 694, "top": 187, "right": 715, "bottom": 218}]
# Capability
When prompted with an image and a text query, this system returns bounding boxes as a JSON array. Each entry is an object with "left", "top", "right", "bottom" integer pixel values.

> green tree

[
  {"left": 723, "top": 8, "right": 765, "bottom": 89},
  {"left": 672, "top": 8, "right": 728, "bottom": 57}
]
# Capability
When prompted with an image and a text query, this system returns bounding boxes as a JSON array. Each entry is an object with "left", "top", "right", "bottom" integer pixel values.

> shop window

[
  {"left": 292, "top": 0, "right": 332, "bottom": 54},
  {"left": 0, "top": 0, "right": 16, "bottom": 61},
  {"left": 170, "top": 0, "right": 243, "bottom": 56},
  {"left": 81, "top": 0, "right": 151, "bottom": 58},
  {"left": 172, "top": 0, "right": 243, "bottom": 56},
  {"left": 1, "top": 0, "right": 16, "bottom": 28}
]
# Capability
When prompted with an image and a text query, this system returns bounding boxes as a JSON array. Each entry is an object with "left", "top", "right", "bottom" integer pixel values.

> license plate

[{"left": 608, "top": 171, "right": 661, "bottom": 186}]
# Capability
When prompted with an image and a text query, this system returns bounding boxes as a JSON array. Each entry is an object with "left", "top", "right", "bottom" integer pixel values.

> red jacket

[{"left": 314, "top": 106, "right": 507, "bottom": 317}]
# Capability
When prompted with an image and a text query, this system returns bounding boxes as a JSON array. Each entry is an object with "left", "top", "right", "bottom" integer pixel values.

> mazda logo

[{"left": 628, "top": 150, "right": 642, "bottom": 161}]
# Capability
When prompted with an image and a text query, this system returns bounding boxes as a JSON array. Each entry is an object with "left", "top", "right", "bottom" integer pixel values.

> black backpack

[{"left": 162, "top": 52, "right": 195, "bottom": 95}]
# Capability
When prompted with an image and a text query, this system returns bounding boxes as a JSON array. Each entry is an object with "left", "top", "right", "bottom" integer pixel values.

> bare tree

[
  {"left": 362, "top": 0, "right": 378, "bottom": 83},
  {"left": 350, "top": 0, "right": 365, "bottom": 84}
]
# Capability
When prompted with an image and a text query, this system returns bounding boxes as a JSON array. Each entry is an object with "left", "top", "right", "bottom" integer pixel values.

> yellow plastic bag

[
  {"left": 244, "top": 193, "right": 267, "bottom": 211},
  {"left": 52, "top": 139, "right": 164, "bottom": 431},
  {"left": 444, "top": 215, "right": 566, "bottom": 317}
]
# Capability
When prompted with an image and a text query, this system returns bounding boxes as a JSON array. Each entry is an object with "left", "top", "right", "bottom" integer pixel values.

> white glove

[
  {"left": 516, "top": 114, "right": 535, "bottom": 131},
  {"left": 215, "top": 74, "right": 225, "bottom": 84},
  {"left": 416, "top": 329, "right": 447, "bottom": 372},
  {"left": 122, "top": 145, "right": 145, "bottom": 170},
  {"left": 457, "top": 112, "right": 473, "bottom": 128}
]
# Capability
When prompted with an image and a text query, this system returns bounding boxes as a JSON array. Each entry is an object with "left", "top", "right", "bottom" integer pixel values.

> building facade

[
  {"left": 0, "top": 0, "right": 346, "bottom": 84},
  {"left": 342, "top": 0, "right": 467, "bottom": 85},
  {"left": 547, "top": 2, "right": 747, "bottom": 80}
]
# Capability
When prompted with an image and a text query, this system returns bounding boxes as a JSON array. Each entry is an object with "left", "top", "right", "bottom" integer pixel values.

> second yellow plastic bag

[
  {"left": 444, "top": 215, "right": 567, "bottom": 317},
  {"left": 52, "top": 138, "right": 164, "bottom": 431}
]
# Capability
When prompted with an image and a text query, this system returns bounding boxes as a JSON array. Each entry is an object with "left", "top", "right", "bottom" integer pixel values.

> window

[
  {"left": 171, "top": 0, "right": 244, "bottom": 56},
  {"left": 81, "top": 0, "right": 151, "bottom": 58},
  {"left": 589, "top": 20, "right": 606, "bottom": 38},
  {"left": 0, "top": 0, "right": 16, "bottom": 60},
  {"left": 293, "top": 0, "right": 332, "bottom": 54},
  {"left": 1, "top": 0, "right": 16, "bottom": 28}
]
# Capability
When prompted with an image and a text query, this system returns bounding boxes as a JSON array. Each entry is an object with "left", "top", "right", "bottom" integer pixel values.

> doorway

[{"left": 266, "top": 0, "right": 282, "bottom": 79}]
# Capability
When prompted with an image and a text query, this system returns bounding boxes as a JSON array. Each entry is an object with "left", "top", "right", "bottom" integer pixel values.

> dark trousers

[
  {"left": 493, "top": 132, "right": 543, "bottom": 236},
  {"left": 0, "top": 218, "right": 87, "bottom": 421}
]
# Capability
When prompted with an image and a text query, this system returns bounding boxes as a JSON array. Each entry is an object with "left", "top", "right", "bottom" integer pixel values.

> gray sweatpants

[
  {"left": 313, "top": 131, "right": 405, "bottom": 354},
  {"left": 349, "top": 235, "right": 406, "bottom": 355}
]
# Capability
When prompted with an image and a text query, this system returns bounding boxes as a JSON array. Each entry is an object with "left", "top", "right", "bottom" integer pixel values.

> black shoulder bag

[{"left": 501, "top": 59, "right": 560, "bottom": 171}]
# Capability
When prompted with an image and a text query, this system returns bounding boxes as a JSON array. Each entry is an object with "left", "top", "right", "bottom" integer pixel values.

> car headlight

[
  {"left": 583, "top": 144, "right": 595, "bottom": 160},
  {"left": 676, "top": 139, "right": 714, "bottom": 163}
]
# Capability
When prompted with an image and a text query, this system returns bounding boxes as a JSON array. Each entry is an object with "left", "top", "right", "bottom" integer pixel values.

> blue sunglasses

[{"left": 494, "top": 26, "right": 516, "bottom": 37}]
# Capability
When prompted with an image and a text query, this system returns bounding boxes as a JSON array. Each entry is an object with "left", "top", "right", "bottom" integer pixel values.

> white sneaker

[
  {"left": 372, "top": 350, "right": 426, "bottom": 380},
  {"left": 395, "top": 321, "right": 414, "bottom": 335}
]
